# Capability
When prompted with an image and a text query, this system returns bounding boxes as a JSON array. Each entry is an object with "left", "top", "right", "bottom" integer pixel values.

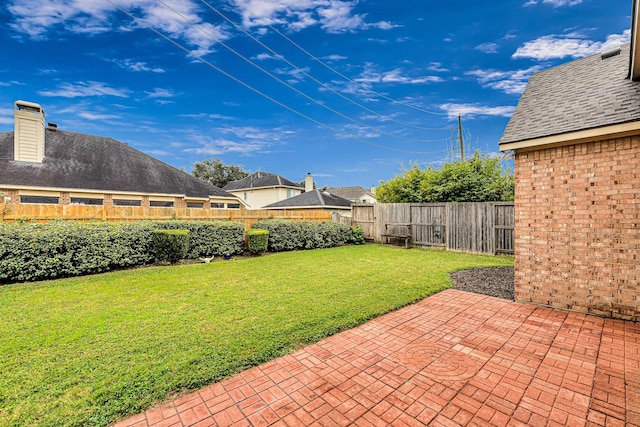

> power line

[
  {"left": 199, "top": 0, "right": 449, "bottom": 132},
  {"left": 155, "top": 0, "right": 447, "bottom": 143},
  {"left": 239, "top": 4, "right": 449, "bottom": 117},
  {"left": 104, "top": 0, "right": 449, "bottom": 155}
]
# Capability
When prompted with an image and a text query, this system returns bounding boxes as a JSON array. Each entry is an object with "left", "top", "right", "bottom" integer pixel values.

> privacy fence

[
  {"left": 0, "top": 203, "right": 332, "bottom": 232},
  {"left": 338, "top": 202, "right": 514, "bottom": 255}
]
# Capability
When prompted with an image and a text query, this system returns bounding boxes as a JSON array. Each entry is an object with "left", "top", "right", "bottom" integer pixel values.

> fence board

[
  {"left": 350, "top": 204, "right": 374, "bottom": 239},
  {"left": 494, "top": 203, "right": 515, "bottom": 254},
  {"left": 0, "top": 204, "right": 333, "bottom": 232},
  {"left": 410, "top": 204, "right": 446, "bottom": 247},
  {"left": 367, "top": 202, "right": 514, "bottom": 255}
]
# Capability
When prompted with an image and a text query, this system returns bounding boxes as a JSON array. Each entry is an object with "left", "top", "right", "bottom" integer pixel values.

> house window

[
  {"left": 20, "top": 195, "right": 59, "bottom": 204},
  {"left": 113, "top": 199, "right": 141, "bottom": 207},
  {"left": 70, "top": 197, "right": 103, "bottom": 206},
  {"left": 227, "top": 203, "right": 241, "bottom": 209},
  {"left": 187, "top": 202, "right": 204, "bottom": 208},
  {"left": 244, "top": 192, "right": 248, "bottom": 201},
  {"left": 210, "top": 202, "right": 224, "bottom": 209},
  {"left": 150, "top": 200, "right": 174, "bottom": 208},
  {"left": 287, "top": 189, "right": 296, "bottom": 198}
]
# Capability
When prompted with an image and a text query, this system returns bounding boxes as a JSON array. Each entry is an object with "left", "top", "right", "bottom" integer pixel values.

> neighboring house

[
  {"left": 262, "top": 189, "right": 352, "bottom": 213},
  {"left": 0, "top": 100, "right": 243, "bottom": 210},
  {"left": 223, "top": 171, "right": 305, "bottom": 209},
  {"left": 498, "top": 3, "right": 640, "bottom": 322},
  {"left": 325, "top": 186, "right": 377, "bottom": 204}
]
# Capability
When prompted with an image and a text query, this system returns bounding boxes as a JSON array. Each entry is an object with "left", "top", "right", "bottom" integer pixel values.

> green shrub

[
  {"left": 152, "top": 229, "right": 190, "bottom": 263},
  {"left": 0, "top": 220, "right": 245, "bottom": 284},
  {"left": 247, "top": 229, "right": 269, "bottom": 255},
  {"left": 0, "top": 221, "right": 158, "bottom": 283},
  {"left": 252, "top": 219, "right": 354, "bottom": 252},
  {"left": 157, "top": 220, "right": 245, "bottom": 257},
  {"left": 351, "top": 226, "right": 366, "bottom": 245}
]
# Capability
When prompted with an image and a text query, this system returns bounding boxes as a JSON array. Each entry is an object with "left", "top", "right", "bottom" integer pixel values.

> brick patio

[{"left": 114, "top": 289, "right": 640, "bottom": 427}]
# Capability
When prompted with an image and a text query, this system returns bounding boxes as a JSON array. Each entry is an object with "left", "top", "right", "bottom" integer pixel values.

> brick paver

[{"left": 113, "top": 290, "right": 640, "bottom": 426}]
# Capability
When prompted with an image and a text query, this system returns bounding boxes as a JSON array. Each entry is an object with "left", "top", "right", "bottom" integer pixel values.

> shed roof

[
  {"left": 223, "top": 171, "right": 303, "bottom": 191},
  {"left": 263, "top": 189, "right": 352, "bottom": 210},
  {"left": 499, "top": 44, "right": 640, "bottom": 149},
  {"left": 0, "top": 130, "right": 236, "bottom": 199}
]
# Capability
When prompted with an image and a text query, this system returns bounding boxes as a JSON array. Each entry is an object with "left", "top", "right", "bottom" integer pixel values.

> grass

[{"left": 0, "top": 244, "right": 513, "bottom": 426}]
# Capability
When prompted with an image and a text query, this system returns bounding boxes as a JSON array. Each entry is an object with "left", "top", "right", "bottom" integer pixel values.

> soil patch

[{"left": 449, "top": 266, "right": 515, "bottom": 301}]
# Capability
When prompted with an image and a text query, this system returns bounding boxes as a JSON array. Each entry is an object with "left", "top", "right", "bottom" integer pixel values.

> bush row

[
  {"left": 252, "top": 219, "right": 357, "bottom": 252},
  {"left": 0, "top": 219, "right": 362, "bottom": 284},
  {"left": 0, "top": 220, "right": 244, "bottom": 284}
]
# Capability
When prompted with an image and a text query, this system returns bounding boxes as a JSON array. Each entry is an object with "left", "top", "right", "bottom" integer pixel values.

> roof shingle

[
  {"left": 499, "top": 44, "right": 640, "bottom": 146},
  {"left": 0, "top": 130, "right": 236, "bottom": 199},
  {"left": 263, "top": 189, "right": 351, "bottom": 209},
  {"left": 223, "top": 171, "right": 303, "bottom": 191}
]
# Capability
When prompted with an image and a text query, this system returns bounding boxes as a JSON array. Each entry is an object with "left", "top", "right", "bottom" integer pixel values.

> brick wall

[{"left": 514, "top": 136, "right": 639, "bottom": 321}]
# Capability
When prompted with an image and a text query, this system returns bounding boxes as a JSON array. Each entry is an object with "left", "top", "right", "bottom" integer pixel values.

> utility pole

[{"left": 457, "top": 115, "right": 465, "bottom": 162}]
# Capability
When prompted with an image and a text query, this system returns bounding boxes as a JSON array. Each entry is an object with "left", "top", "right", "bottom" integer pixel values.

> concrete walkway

[{"left": 114, "top": 290, "right": 640, "bottom": 427}]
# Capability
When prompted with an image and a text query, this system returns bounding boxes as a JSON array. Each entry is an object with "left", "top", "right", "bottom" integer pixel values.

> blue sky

[{"left": 0, "top": 0, "right": 633, "bottom": 189}]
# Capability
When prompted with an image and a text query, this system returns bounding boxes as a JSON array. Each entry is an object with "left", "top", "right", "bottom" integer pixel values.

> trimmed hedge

[
  {"left": 158, "top": 220, "right": 245, "bottom": 258},
  {"left": 0, "top": 220, "right": 245, "bottom": 284},
  {"left": 152, "top": 229, "right": 190, "bottom": 263},
  {"left": 247, "top": 229, "right": 269, "bottom": 255},
  {"left": 252, "top": 219, "right": 355, "bottom": 252}
]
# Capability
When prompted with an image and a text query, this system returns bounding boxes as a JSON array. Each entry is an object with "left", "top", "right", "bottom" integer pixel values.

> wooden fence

[
  {"left": 0, "top": 203, "right": 332, "bottom": 231},
  {"left": 349, "top": 203, "right": 514, "bottom": 255}
]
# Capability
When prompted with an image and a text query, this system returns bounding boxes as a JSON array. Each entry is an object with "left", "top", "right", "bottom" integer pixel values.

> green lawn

[{"left": 0, "top": 245, "right": 513, "bottom": 426}]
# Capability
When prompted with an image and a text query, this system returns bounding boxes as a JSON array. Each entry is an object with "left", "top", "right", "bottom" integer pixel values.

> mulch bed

[{"left": 449, "top": 266, "right": 515, "bottom": 301}]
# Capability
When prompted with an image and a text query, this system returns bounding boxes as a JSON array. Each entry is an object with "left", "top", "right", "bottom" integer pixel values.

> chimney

[
  {"left": 14, "top": 100, "right": 45, "bottom": 163},
  {"left": 305, "top": 173, "right": 314, "bottom": 192},
  {"left": 47, "top": 122, "right": 58, "bottom": 132}
]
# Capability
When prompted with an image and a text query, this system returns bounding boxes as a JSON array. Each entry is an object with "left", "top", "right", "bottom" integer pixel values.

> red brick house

[{"left": 499, "top": 3, "right": 640, "bottom": 321}]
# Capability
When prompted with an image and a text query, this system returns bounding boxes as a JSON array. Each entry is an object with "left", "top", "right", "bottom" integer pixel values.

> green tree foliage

[
  {"left": 192, "top": 157, "right": 250, "bottom": 188},
  {"left": 377, "top": 152, "right": 514, "bottom": 203}
]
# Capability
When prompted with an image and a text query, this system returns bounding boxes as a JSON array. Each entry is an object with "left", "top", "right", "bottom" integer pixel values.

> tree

[
  {"left": 192, "top": 158, "right": 250, "bottom": 188},
  {"left": 377, "top": 152, "right": 514, "bottom": 203}
]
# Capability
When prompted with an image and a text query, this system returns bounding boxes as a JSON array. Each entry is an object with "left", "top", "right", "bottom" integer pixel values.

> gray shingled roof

[
  {"left": 325, "top": 186, "right": 375, "bottom": 201},
  {"left": 0, "top": 130, "right": 236, "bottom": 199},
  {"left": 499, "top": 44, "right": 640, "bottom": 146},
  {"left": 223, "top": 171, "right": 303, "bottom": 191},
  {"left": 263, "top": 189, "right": 352, "bottom": 209}
]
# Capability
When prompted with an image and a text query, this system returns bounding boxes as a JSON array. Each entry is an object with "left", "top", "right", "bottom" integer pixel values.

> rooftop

[
  {"left": 223, "top": 171, "right": 303, "bottom": 191},
  {"left": 499, "top": 44, "right": 640, "bottom": 148},
  {"left": 0, "top": 130, "right": 235, "bottom": 199},
  {"left": 263, "top": 189, "right": 352, "bottom": 209}
]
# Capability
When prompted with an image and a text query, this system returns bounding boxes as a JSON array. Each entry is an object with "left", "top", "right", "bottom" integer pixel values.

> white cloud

[
  {"left": 466, "top": 66, "right": 545, "bottom": 94},
  {"left": 145, "top": 87, "right": 179, "bottom": 98},
  {"left": 185, "top": 125, "right": 294, "bottom": 155},
  {"left": 427, "top": 62, "right": 449, "bottom": 72},
  {"left": 274, "top": 66, "right": 310, "bottom": 83},
  {"left": 475, "top": 42, "right": 499, "bottom": 54},
  {"left": 323, "top": 54, "right": 347, "bottom": 61},
  {"left": 513, "top": 29, "right": 630, "bottom": 60},
  {"left": 37, "top": 81, "right": 130, "bottom": 98},
  {"left": 524, "top": 0, "right": 583, "bottom": 7},
  {"left": 179, "top": 113, "right": 235, "bottom": 120},
  {"left": 254, "top": 53, "right": 282, "bottom": 61},
  {"left": 439, "top": 103, "right": 516, "bottom": 120},
  {"left": 231, "top": 0, "right": 396, "bottom": 33},
  {"left": 0, "top": 107, "right": 14, "bottom": 126},
  {"left": 6, "top": 0, "right": 230, "bottom": 57},
  {"left": 114, "top": 59, "right": 166, "bottom": 73},
  {"left": 355, "top": 64, "right": 443, "bottom": 85},
  {"left": 77, "top": 111, "right": 122, "bottom": 120}
]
